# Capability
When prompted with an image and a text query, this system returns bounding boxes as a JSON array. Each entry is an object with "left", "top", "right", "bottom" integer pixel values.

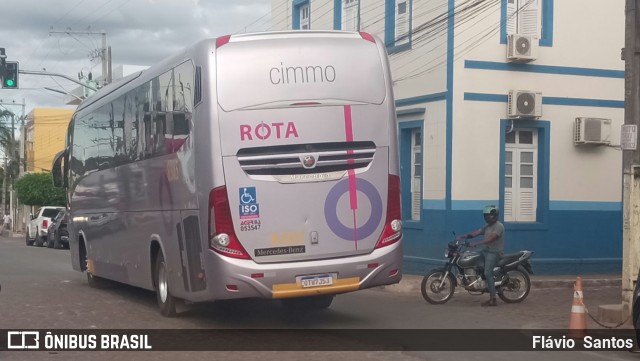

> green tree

[
  {"left": 15, "top": 172, "right": 66, "bottom": 206},
  {"left": 0, "top": 110, "right": 18, "bottom": 212},
  {"left": 0, "top": 110, "right": 14, "bottom": 144}
]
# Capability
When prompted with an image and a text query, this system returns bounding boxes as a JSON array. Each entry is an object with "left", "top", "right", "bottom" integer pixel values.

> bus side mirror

[{"left": 52, "top": 149, "right": 68, "bottom": 188}]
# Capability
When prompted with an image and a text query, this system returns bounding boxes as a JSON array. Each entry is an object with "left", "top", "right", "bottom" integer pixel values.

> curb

[
  {"left": 530, "top": 278, "right": 621, "bottom": 289},
  {"left": 374, "top": 275, "right": 621, "bottom": 294}
]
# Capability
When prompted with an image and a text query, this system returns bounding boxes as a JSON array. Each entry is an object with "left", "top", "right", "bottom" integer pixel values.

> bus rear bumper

[{"left": 192, "top": 240, "right": 402, "bottom": 301}]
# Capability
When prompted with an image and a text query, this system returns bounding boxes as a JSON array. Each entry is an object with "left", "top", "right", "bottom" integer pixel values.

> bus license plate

[{"left": 300, "top": 275, "right": 333, "bottom": 288}]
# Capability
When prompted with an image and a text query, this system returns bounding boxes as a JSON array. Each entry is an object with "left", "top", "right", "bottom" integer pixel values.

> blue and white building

[{"left": 271, "top": 0, "right": 625, "bottom": 274}]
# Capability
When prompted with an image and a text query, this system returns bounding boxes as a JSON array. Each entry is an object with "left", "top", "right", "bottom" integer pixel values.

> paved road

[{"left": 0, "top": 235, "right": 635, "bottom": 360}]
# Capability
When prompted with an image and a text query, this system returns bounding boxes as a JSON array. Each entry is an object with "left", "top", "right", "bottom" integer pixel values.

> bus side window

[
  {"left": 171, "top": 61, "right": 194, "bottom": 152},
  {"left": 143, "top": 81, "right": 153, "bottom": 159},
  {"left": 71, "top": 115, "right": 87, "bottom": 180},
  {"left": 135, "top": 84, "right": 148, "bottom": 161},
  {"left": 111, "top": 98, "right": 126, "bottom": 167},
  {"left": 173, "top": 112, "right": 189, "bottom": 138},
  {"left": 124, "top": 90, "right": 138, "bottom": 163},
  {"left": 151, "top": 70, "right": 173, "bottom": 157},
  {"left": 84, "top": 105, "right": 115, "bottom": 172}
]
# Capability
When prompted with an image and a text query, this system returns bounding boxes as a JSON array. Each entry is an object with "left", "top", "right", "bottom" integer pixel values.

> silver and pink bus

[{"left": 53, "top": 31, "right": 403, "bottom": 316}]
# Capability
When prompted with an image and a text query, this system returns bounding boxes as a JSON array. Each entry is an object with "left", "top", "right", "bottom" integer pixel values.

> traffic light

[{"left": 2, "top": 61, "right": 18, "bottom": 89}]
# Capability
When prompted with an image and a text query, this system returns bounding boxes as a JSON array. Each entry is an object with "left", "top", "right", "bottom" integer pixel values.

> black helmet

[{"left": 483, "top": 204, "right": 499, "bottom": 216}]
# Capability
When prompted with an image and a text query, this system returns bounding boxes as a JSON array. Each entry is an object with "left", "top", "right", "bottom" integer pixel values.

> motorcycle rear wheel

[
  {"left": 421, "top": 270, "right": 455, "bottom": 304},
  {"left": 498, "top": 269, "right": 530, "bottom": 303}
]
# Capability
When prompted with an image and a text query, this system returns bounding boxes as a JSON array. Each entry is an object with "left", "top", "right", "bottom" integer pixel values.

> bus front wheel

[{"left": 154, "top": 252, "right": 177, "bottom": 317}]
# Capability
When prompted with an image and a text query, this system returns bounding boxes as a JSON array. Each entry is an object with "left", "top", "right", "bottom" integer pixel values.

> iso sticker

[{"left": 239, "top": 187, "right": 260, "bottom": 219}]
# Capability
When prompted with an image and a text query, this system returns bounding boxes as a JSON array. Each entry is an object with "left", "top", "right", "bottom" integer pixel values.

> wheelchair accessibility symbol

[
  {"left": 324, "top": 178, "right": 383, "bottom": 241},
  {"left": 240, "top": 187, "right": 256, "bottom": 204},
  {"left": 239, "top": 187, "right": 260, "bottom": 219}
]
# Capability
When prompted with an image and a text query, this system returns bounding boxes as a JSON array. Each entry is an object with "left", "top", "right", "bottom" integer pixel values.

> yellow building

[{"left": 24, "top": 108, "right": 74, "bottom": 173}]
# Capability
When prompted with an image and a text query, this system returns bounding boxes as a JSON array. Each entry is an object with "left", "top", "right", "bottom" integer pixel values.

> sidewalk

[
  {"left": 378, "top": 273, "right": 629, "bottom": 325},
  {"left": 377, "top": 273, "right": 622, "bottom": 294}
]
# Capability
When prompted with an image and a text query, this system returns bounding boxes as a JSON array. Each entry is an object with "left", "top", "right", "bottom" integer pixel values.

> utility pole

[
  {"left": 622, "top": 0, "right": 640, "bottom": 315},
  {"left": 49, "top": 28, "right": 111, "bottom": 86},
  {"left": 101, "top": 31, "right": 108, "bottom": 85},
  {"left": 107, "top": 46, "right": 112, "bottom": 84},
  {"left": 10, "top": 101, "right": 16, "bottom": 231}
]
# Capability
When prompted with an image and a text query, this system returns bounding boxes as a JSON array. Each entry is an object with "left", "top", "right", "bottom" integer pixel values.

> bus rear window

[{"left": 216, "top": 37, "right": 387, "bottom": 111}]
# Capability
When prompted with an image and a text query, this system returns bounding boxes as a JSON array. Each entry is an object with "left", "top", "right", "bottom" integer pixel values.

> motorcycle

[{"left": 421, "top": 237, "right": 534, "bottom": 304}]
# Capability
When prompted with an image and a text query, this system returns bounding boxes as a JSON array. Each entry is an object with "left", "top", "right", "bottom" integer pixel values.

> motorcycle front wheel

[
  {"left": 421, "top": 269, "right": 455, "bottom": 304},
  {"left": 498, "top": 269, "right": 531, "bottom": 303}
]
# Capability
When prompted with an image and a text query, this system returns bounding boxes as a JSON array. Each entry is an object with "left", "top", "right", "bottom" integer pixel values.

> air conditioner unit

[
  {"left": 574, "top": 117, "right": 611, "bottom": 145},
  {"left": 507, "top": 90, "right": 542, "bottom": 118},
  {"left": 507, "top": 34, "right": 536, "bottom": 62}
]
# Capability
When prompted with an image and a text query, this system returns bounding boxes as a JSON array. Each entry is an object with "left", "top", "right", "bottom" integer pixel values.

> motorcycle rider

[{"left": 456, "top": 205, "right": 504, "bottom": 307}]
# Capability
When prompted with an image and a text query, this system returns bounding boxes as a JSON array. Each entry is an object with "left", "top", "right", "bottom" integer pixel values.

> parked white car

[{"left": 26, "top": 206, "right": 64, "bottom": 247}]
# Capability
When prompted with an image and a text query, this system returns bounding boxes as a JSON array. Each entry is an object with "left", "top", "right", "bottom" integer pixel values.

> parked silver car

[{"left": 26, "top": 206, "right": 64, "bottom": 247}]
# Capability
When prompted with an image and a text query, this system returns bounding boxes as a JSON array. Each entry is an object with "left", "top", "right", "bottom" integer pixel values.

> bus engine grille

[{"left": 237, "top": 141, "right": 376, "bottom": 176}]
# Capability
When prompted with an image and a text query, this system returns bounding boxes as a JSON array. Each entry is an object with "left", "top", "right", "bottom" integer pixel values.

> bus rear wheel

[{"left": 154, "top": 252, "right": 177, "bottom": 317}]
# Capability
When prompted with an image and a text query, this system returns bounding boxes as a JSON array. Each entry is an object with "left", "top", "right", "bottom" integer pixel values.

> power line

[
  {"left": 395, "top": 0, "right": 532, "bottom": 81},
  {"left": 235, "top": 1, "right": 289, "bottom": 34},
  {"left": 68, "top": 0, "right": 121, "bottom": 29},
  {"left": 392, "top": 0, "right": 502, "bottom": 78},
  {"left": 89, "top": 0, "right": 136, "bottom": 27},
  {"left": 11, "top": 0, "right": 88, "bottom": 100}
]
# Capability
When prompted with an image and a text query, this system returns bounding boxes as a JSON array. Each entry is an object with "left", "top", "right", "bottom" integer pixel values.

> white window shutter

[
  {"left": 344, "top": 7, "right": 354, "bottom": 31},
  {"left": 516, "top": 148, "right": 537, "bottom": 221},
  {"left": 518, "top": 0, "right": 539, "bottom": 37},
  {"left": 517, "top": 189, "right": 536, "bottom": 221},
  {"left": 411, "top": 181, "right": 421, "bottom": 220},
  {"left": 504, "top": 189, "right": 514, "bottom": 222},
  {"left": 395, "top": 0, "right": 409, "bottom": 45},
  {"left": 504, "top": 132, "right": 538, "bottom": 222},
  {"left": 300, "top": 5, "right": 310, "bottom": 29},
  {"left": 343, "top": 0, "right": 358, "bottom": 31},
  {"left": 504, "top": 149, "right": 515, "bottom": 222},
  {"left": 410, "top": 128, "right": 421, "bottom": 221},
  {"left": 506, "top": 0, "right": 517, "bottom": 35}
]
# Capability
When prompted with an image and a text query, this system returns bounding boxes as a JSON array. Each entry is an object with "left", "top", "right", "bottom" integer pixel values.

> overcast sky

[{"left": 0, "top": 0, "right": 271, "bottom": 117}]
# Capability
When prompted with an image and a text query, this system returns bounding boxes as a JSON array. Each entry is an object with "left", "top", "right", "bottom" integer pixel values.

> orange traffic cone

[{"left": 568, "top": 276, "right": 587, "bottom": 338}]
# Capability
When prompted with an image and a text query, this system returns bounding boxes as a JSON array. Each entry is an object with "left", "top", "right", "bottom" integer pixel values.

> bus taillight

[
  {"left": 359, "top": 32, "right": 376, "bottom": 43},
  {"left": 375, "top": 175, "right": 402, "bottom": 249},
  {"left": 216, "top": 35, "right": 231, "bottom": 48},
  {"left": 209, "top": 186, "right": 250, "bottom": 259}
]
